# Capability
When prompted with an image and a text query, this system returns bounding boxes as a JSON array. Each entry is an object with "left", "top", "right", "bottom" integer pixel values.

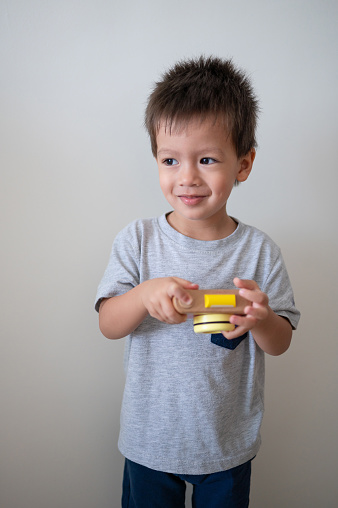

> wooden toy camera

[{"left": 173, "top": 289, "right": 250, "bottom": 334}]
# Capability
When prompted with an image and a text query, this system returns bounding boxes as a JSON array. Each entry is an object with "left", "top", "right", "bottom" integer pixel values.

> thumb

[{"left": 169, "top": 279, "right": 198, "bottom": 307}]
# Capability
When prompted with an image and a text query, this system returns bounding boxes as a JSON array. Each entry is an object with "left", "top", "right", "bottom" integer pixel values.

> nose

[{"left": 178, "top": 162, "right": 201, "bottom": 186}]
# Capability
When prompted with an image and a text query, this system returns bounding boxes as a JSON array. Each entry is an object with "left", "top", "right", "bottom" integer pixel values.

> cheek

[
  {"left": 159, "top": 173, "right": 172, "bottom": 194},
  {"left": 211, "top": 175, "right": 232, "bottom": 197}
]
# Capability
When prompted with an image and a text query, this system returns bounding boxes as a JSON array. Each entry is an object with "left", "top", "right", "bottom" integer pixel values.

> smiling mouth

[{"left": 178, "top": 195, "right": 207, "bottom": 205}]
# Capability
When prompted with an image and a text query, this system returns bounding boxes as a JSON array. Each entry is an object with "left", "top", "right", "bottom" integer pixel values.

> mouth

[{"left": 178, "top": 195, "right": 207, "bottom": 206}]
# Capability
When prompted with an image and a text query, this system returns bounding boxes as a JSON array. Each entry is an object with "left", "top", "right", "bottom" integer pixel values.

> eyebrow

[
  {"left": 198, "top": 147, "right": 224, "bottom": 156},
  {"left": 157, "top": 147, "right": 224, "bottom": 156},
  {"left": 157, "top": 149, "right": 175, "bottom": 155}
]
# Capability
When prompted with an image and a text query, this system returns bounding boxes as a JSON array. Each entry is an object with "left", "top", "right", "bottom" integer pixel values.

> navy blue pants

[{"left": 122, "top": 458, "right": 252, "bottom": 507}]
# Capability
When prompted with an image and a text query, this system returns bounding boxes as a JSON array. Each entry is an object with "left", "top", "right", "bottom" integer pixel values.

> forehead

[{"left": 156, "top": 116, "right": 232, "bottom": 147}]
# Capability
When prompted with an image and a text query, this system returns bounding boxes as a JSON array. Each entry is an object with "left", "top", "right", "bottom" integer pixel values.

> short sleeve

[
  {"left": 95, "top": 226, "right": 140, "bottom": 312},
  {"left": 262, "top": 250, "right": 300, "bottom": 330}
]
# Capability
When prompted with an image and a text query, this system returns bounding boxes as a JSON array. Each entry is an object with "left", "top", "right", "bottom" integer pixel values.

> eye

[
  {"left": 200, "top": 157, "right": 217, "bottom": 165},
  {"left": 163, "top": 158, "right": 179, "bottom": 166}
]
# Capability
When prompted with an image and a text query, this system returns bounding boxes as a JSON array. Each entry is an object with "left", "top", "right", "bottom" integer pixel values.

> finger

[
  {"left": 162, "top": 298, "right": 188, "bottom": 323},
  {"left": 240, "top": 289, "right": 268, "bottom": 306},
  {"left": 243, "top": 305, "right": 269, "bottom": 321},
  {"left": 149, "top": 300, "right": 187, "bottom": 324},
  {"left": 172, "top": 278, "right": 199, "bottom": 291},
  {"left": 221, "top": 325, "right": 248, "bottom": 340},
  {"left": 230, "top": 314, "right": 257, "bottom": 329},
  {"left": 168, "top": 281, "right": 198, "bottom": 305},
  {"left": 233, "top": 278, "right": 259, "bottom": 290}
]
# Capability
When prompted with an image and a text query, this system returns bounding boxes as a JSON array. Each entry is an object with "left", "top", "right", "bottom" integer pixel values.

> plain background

[{"left": 1, "top": 1, "right": 337, "bottom": 507}]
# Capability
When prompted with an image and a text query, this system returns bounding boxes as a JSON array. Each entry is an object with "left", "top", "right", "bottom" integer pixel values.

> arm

[
  {"left": 222, "top": 278, "right": 292, "bottom": 356},
  {"left": 99, "top": 277, "right": 198, "bottom": 340}
]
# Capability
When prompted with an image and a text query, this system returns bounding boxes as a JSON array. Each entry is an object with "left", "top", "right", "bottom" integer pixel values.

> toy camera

[{"left": 173, "top": 289, "right": 250, "bottom": 334}]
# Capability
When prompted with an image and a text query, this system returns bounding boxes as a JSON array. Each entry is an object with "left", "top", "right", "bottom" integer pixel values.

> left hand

[{"left": 222, "top": 277, "right": 270, "bottom": 340}]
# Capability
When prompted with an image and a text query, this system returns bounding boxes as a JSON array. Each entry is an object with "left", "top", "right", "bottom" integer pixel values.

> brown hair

[{"left": 145, "top": 56, "right": 259, "bottom": 159}]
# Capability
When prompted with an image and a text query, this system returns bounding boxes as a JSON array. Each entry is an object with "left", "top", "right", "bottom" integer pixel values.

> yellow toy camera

[{"left": 173, "top": 289, "right": 249, "bottom": 334}]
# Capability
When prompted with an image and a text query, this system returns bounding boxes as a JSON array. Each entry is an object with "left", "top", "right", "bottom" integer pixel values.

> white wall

[{"left": 1, "top": 1, "right": 337, "bottom": 507}]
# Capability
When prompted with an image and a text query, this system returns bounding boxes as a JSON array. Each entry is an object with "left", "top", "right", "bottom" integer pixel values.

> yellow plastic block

[{"left": 204, "top": 294, "right": 236, "bottom": 308}]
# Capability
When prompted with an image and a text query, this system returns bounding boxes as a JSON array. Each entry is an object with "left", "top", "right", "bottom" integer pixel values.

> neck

[{"left": 166, "top": 212, "right": 237, "bottom": 241}]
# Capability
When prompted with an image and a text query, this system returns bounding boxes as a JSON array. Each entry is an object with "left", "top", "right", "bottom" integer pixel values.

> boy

[{"left": 95, "top": 56, "right": 300, "bottom": 507}]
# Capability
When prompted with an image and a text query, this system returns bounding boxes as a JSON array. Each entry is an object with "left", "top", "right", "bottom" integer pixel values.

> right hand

[{"left": 141, "top": 277, "right": 199, "bottom": 324}]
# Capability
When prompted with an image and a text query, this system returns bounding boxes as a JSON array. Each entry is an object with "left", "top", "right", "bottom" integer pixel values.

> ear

[{"left": 236, "top": 149, "right": 256, "bottom": 183}]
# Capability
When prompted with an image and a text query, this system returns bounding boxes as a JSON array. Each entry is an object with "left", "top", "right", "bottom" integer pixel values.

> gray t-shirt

[{"left": 95, "top": 213, "right": 300, "bottom": 475}]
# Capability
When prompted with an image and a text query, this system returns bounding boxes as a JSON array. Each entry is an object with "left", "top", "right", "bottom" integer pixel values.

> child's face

[{"left": 155, "top": 117, "right": 254, "bottom": 238}]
